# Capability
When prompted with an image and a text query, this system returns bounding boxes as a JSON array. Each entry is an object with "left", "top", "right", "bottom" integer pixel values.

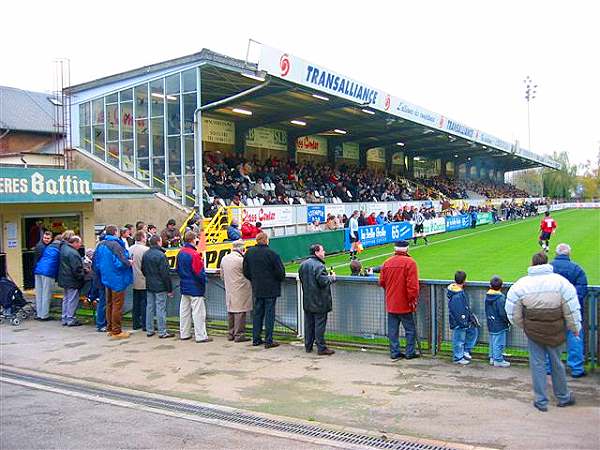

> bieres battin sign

[{"left": 0, "top": 168, "right": 93, "bottom": 204}]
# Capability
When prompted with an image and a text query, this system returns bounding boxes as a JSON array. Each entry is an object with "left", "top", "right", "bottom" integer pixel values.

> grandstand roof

[{"left": 69, "top": 45, "right": 558, "bottom": 171}]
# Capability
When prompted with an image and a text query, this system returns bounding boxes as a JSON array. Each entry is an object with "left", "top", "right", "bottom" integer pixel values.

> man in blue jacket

[
  {"left": 33, "top": 234, "right": 61, "bottom": 320},
  {"left": 550, "top": 243, "right": 589, "bottom": 378},
  {"left": 94, "top": 225, "right": 133, "bottom": 339}
]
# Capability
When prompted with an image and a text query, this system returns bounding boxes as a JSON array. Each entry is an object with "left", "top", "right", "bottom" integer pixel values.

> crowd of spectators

[{"left": 202, "top": 152, "right": 531, "bottom": 212}]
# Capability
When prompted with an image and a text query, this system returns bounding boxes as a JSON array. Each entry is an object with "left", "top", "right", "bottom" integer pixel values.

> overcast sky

[{"left": 2, "top": 1, "right": 598, "bottom": 167}]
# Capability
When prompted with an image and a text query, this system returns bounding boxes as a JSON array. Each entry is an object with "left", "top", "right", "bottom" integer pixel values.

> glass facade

[{"left": 77, "top": 67, "right": 198, "bottom": 206}]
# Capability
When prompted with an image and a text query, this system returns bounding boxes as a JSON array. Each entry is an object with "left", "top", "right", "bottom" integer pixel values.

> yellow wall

[{"left": 0, "top": 202, "right": 95, "bottom": 288}]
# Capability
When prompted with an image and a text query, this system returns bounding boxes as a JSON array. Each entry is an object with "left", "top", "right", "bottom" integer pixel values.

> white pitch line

[{"left": 331, "top": 210, "right": 577, "bottom": 269}]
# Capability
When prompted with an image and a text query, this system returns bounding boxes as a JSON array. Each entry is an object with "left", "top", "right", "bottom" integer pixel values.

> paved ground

[
  {"left": 1, "top": 320, "right": 599, "bottom": 449},
  {"left": 0, "top": 382, "right": 334, "bottom": 450}
]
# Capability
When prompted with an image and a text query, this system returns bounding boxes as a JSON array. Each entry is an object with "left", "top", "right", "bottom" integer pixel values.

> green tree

[
  {"left": 578, "top": 145, "right": 600, "bottom": 199},
  {"left": 542, "top": 151, "right": 577, "bottom": 198},
  {"left": 512, "top": 169, "right": 542, "bottom": 196}
]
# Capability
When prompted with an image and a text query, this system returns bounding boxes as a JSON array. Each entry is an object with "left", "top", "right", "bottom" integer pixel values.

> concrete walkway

[{"left": 1, "top": 321, "right": 598, "bottom": 449}]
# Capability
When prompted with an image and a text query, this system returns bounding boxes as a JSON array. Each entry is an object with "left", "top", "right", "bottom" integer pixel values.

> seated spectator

[
  {"left": 227, "top": 218, "right": 243, "bottom": 241},
  {"left": 366, "top": 212, "right": 377, "bottom": 226},
  {"left": 308, "top": 220, "right": 322, "bottom": 232}
]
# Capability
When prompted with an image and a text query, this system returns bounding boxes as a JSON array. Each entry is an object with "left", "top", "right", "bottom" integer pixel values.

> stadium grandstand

[{"left": 67, "top": 42, "right": 557, "bottom": 217}]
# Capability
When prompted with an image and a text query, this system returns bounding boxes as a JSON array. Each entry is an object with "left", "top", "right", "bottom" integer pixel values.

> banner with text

[
  {"left": 245, "top": 127, "right": 287, "bottom": 151},
  {"left": 307, "top": 205, "right": 326, "bottom": 224},
  {"left": 444, "top": 214, "right": 472, "bottom": 232},
  {"left": 296, "top": 135, "right": 327, "bottom": 156},
  {"left": 422, "top": 217, "right": 446, "bottom": 235},
  {"left": 344, "top": 222, "right": 413, "bottom": 250},
  {"left": 202, "top": 117, "right": 235, "bottom": 144},
  {"left": 241, "top": 206, "right": 294, "bottom": 227}
]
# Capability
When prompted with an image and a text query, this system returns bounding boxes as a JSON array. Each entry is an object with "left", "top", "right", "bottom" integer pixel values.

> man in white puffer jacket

[{"left": 506, "top": 251, "right": 581, "bottom": 412}]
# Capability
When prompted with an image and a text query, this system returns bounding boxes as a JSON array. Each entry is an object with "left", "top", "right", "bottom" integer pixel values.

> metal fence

[{"left": 193, "top": 273, "right": 598, "bottom": 366}]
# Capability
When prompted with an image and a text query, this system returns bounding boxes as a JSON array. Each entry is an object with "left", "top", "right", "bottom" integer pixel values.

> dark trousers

[
  {"left": 228, "top": 312, "right": 247, "bottom": 341},
  {"left": 304, "top": 311, "right": 328, "bottom": 352},
  {"left": 388, "top": 312, "right": 417, "bottom": 357},
  {"left": 132, "top": 289, "right": 147, "bottom": 330},
  {"left": 106, "top": 288, "right": 125, "bottom": 335},
  {"left": 253, "top": 297, "right": 276, "bottom": 345}
]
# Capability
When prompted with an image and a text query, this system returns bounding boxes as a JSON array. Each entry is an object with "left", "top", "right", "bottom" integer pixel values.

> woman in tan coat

[{"left": 220, "top": 240, "right": 252, "bottom": 342}]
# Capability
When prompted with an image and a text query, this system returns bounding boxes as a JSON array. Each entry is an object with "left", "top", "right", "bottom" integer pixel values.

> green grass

[{"left": 286, "top": 209, "right": 600, "bottom": 283}]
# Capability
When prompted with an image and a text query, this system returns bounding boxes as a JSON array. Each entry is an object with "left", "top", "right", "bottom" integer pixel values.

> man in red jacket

[{"left": 379, "top": 240, "right": 420, "bottom": 360}]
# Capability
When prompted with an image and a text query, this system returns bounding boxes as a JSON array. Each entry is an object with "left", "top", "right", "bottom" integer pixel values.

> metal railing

[{"left": 111, "top": 272, "right": 598, "bottom": 366}]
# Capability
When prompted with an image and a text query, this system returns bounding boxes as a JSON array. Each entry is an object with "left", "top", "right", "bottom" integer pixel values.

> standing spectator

[
  {"left": 141, "top": 235, "right": 174, "bottom": 338},
  {"left": 135, "top": 221, "right": 147, "bottom": 234},
  {"left": 33, "top": 231, "right": 53, "bottom": 267},
  {"left": 348, "top": 210, "right": 360, "bottom": 260},
  {"left": 91, "top": 235, "right": 108, "bottom": 332},
  {"left": 470, "top": 208, "right": 478, "bottom": 229},
  {"left": 124, "top": 224, "right": 135, "bottom": 247},
  {"left": 57, "top": 236, "right": 85, "bottom": 327},
  {"left": 227, "top": 218, "right": 242, "bottom": 241},
  {"left": 147, "top": 224, "right": 158, "bottom": 243},
  {"left": 506, "top": 252, "right": 580, "bottom": 412},
  {"left": 366, "top": 212, "right": 377, "bottom": 225},
  {"left": 220, "top": 240, "right": 252, "bottom": 342},
  {"left": 485, "top": 276, "right": 510, "bottom": 367},
  {"left": 33, "top": 235, "right": 62, "bottom": 321},
  {"left": 120, "top": 227, "right": 131, "bottom": 251},
  {"left": 447, "top": 271, "right": 478, "bottom": 365},
  {"left": 176, "top": 231, "right": 211, "bottom": 343},
  {"left": 357, "top": 211, "right": 367, "bottom": 226},
  {"left": 379, "top": 241, "right": 420, "bottom": 360},
  {"left": 550, "top": 243, "right": 589, "bottom": 378},
  {"left": 299, "top": 244, "right": 336, "bottom": 355},
  {"left": 129, "top": 230, "right": 149, "bottom": 331},
  {"left": 243, "top": 232, "right": 286, "bottom": 349},
  {"left": 28, "top": 219, "right": 45, "bottom": 249},
  {"left": 94, "top": 225, "right": 133, "bottom": 339},
  {"left": 376, "top": 211, "right": 386, "bottom": 225},
  {"left": 161, "top": 219, "right": 182, "bottom": 248}
]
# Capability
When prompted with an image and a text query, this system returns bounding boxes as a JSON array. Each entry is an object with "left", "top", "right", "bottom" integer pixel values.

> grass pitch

[{"left": 286, "top": 209, "right": 600, "bottom": 284}]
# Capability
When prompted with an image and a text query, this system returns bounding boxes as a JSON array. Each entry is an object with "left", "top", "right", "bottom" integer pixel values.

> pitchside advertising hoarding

[
  {"left": 344, "top": 222, "right": 413, "bottom": 250},
  {"left": 445, "top": 214, "right": 472, "bottom": 232},
  {"left": 258, "top": 44, "right": 515, "bottom": 155},
  {"left": 241, "top": 205, "right": 294, "bottom": 227},
  {"left": 307, "top": 205, "right": 326, "bottom": 224}
]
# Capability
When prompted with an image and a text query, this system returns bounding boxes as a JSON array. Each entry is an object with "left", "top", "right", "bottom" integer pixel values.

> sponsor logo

[
  {"left": 280, "top": 53, "right": 290, "bottom": 76},
  {"left": 384, "top": 94, "right": 391, "bottom": 111}
]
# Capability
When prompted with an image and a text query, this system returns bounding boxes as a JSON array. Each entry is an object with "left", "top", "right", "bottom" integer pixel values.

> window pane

[
  {"left": 182, "top": 69, "right": 196, "bottom": 93},
  {"left": 78, "top": 103, "right": 91, "bottom": 151},
  {"left": 166, "top": 74, "right": 180, "bottom": 95},
  {"left": 150, "top": 79, "right": 164, "bottom": 117},
  {"left": 151, "top": 117, "right": 165, "bottom": 190},
  {"left": 184, "top": 135, "right": 195, "bottom": 206},
  {"left": 92, "top": 99, "right": 104, "bottom": 124},
  {"left": 107, "top": 143, "right": 119, "bottom": 167},
  {"left": 93, "top": 125, "right": 105, "bottom": 160},
  {"left": 106, "top": 103, "right": 119, "bottom": 141},
  {"left": 121, "top": 141, "right": 134, "bottom": 173},
  {"left": 106, "top": 93, "right": 118, "bottom": 103},
  {"left": 137, "top": 158, "right": 150, "bottom": 183},
  {"left": 136, "top": 120, "right": 148, "bottom": 158},
  {"left": 120, "top": 102, "right": 133, "bottom": 140},
  {"left": 167, "top": 95, "right": 180, "bottom": 135},
  {"left": 134, "top": 84, "right": 148, "bottom": 119},
  {"left": 182, "top": 93, "right": 196, "bottom": 134},
  {"left": 167, "top": 136, "right": 181, "bottom": 200},
  {"left": 120, "top": 88, "right": 133, "bottom": 102}
]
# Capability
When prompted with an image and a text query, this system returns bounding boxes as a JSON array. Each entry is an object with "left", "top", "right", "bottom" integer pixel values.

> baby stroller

[{"left": 0, "top": 276, "right": 34, "bottom": 326}]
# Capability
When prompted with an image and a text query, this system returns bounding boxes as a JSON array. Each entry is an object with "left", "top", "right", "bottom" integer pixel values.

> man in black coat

[
  {"left": 57, "top": 236, "right": 85, "bottom": 327},
  {"left": 242, "top": 232, "right": 286, "bottom": 349},
  {"left": 141, "top": 235, "right": 174, "bottom": 338},
  {"left": 298, "top": 244, "right": 336, "bottom": 356}
]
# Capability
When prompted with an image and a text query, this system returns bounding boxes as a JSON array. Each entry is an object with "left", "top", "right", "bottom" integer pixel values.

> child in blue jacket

[
  {"left": 485, "top": 276, "right": 511, "bottom": 367},
  {"left": 447, "top": 270, "right": 479, "bottom": 365}
]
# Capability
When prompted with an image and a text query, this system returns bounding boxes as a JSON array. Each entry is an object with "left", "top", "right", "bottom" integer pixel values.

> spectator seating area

[{"left": 203, "top": 153, "right": 530, "bottom": 210}]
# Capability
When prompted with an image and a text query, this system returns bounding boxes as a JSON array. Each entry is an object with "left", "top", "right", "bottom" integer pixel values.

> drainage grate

[{"left": 1, "top": 368, "right": 455, "bottom": 450}]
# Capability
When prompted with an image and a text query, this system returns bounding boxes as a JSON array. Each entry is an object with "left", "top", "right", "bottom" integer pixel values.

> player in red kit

[{"left": 539, "top": 211, "right": 557, "bottom": 252}]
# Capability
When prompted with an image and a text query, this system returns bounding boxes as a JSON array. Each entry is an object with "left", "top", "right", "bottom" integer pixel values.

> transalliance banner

[
  {"left": 344, "top": 222, "right": 413, "bottom": 250},
  {"left": 241, "top": 206, "right": 294, "bottom": 227},
  {"left": 445, "top": 214, "right": 472, "bottom": 232},
  {"left": 258, "top": 44, "right": 532, "bottom": 159},
  {"left": 307, "top": 205, "right": 326, "bottom": 224},
  {"left": 422, "top": 217, "right": 446, "bottom": 235}
]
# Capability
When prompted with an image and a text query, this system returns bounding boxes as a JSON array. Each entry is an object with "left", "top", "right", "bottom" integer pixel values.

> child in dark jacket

[
  {"left": 485, "top": 276, "right": 511, "bottom": 367},
  {"left": 447, "top": 270, "right": 479, "bottom": 365}
]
